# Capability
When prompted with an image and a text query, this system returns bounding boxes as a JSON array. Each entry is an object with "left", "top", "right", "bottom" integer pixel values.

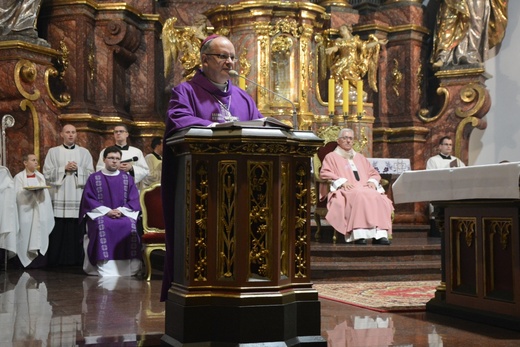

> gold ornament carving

[
  {"left": 162, "top": 16, "right": 207, "bottom": 80},
  {"left": 218, "top": 161, "right": 237, "bottom": 280},
  {"left": 294, "top": 163, "right": 308, "bottom": 278},
  {"left": 455, "top": 218, "right": 475, "bottom": 247},
  {"left": 15, "top": 60, "right": 40, "bottom": 101},
  {"left": 248, "top": 162, "right": 271, "bottom": 279},
  {"left": 194, "top": 160, "right": 209, "bottom": 281},
  {"left": 417, "top": 63, "right": 423, "bottom": 98},
  {"left": 391, "top": 59, "right": 402, "bottom": 96},
  {"left": 280, "top": 161, "right": 289, "bottom": 277},
  {"left": 88, "top": 41, "right": 95, "bottom": 81},
  {"left": 239, "top": 47, "right": 251, "bottom": 80},
  {"left": 185, "top": 160, "right": 191, "bottom": 281},
  {"left": 45, "top": 39, "right": 72, "bottom": 107},
  {"left": 488, "top": 219, "right": 512, "bottom": 251}
]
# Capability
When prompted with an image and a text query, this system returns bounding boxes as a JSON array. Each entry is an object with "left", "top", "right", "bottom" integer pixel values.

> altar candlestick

[
  {"left": 356, "top": 80, "right": 363, "bottom": 115},
  {"left": 328, "top": 78, "right": 335, "bottom": 115},
  {"left": 342, "top": 80, "right": 349, "bottom": 114}
]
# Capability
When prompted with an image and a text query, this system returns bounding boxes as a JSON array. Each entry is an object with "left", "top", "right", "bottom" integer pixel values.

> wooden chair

[
  {"left": 139, "top": 182, "right": 166, "bottom": 281},
  {"left": 313, "top": 126, "right": 386, "bottom": 243},
  {"left": 313, "top": 126, "right": 343, "bottom": 243}
]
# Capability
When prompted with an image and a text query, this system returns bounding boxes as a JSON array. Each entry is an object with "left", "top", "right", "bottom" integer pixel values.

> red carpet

[{"left": 313, "top": 280, "right": 438, "bottom": 312}]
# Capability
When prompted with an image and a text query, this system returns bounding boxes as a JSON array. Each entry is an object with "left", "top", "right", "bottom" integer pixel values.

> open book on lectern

[{"left": 214, "top": 117, "right": 293, "bottom": 130}]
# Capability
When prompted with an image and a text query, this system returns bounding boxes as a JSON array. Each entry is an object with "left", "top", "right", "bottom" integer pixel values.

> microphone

[
  {"left": 121, "top": 156, "right": 138, "bottom": 163},
  {"left": 228, "top": 70, "right": 298, "bottom": 130}
]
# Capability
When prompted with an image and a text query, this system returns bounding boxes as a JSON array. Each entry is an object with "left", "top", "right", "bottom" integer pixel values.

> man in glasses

[
  {"left": 319, "top": 128, "right": 394, "bottom": 245},
  {"left": 95, "top": 124, "right": 149, "bottom": 185},
  {"left": 426, "top": 136, "right": 465, "bottom": 169},
  {"left": 165, "top": 34, "right": 263, "bottom": 130},
  {"left": 161, "top": 34, "right": 264, "bottom": 301},
  {"left": 80, "top": 146, "right": 142, "bottom": 276}
]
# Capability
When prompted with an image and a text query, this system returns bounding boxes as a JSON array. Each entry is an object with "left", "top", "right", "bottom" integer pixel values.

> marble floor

[{"left": 1, "top": 266, "right": 520, "bottom": 346}]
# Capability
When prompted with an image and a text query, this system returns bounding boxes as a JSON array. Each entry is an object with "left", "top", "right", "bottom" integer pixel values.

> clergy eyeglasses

[
  {"left": 114, "top": 130, "right": 127, "bottom": 134},
  {"left": 106, "top": 156, "right": 121, "bottom": 161},
  {"left": 205, "top": 53, "right": 238, "bottom": 62},
  {"left": 338, "top": 136, "right": 354, "bottom": 141}
]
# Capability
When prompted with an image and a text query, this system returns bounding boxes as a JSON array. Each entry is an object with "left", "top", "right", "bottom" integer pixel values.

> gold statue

[
  {"left": 162, "top": 15, "right": 207, "bottom": 80},
  {"left": 432, "top": 0, "right": 508, "bottom": 68},
  {"left": 325, "top": 24, "right": 387, "bottom": 96}
]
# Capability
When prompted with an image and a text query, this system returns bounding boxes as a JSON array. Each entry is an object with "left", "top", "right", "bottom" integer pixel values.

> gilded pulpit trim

[
  {"left": 294, "top": 164, "right": 308, "bottom": 278},
  {"left": 218, "top": 162, "right": 237, "bottom": 280},
  {"left": 194, "top": 161, "right": 209, "bottom": 281},
  {"left": 190, "top": 142, "right": 299, "bottom": 155},
  {"left": 280, "top": 162, "right": 289, "bottom": 277},
  {"left": 248, "top": 162, "right": 271, "bottom": 280},
  {"left": 185, "top": 160, "right": 191, "bottom": 280}
]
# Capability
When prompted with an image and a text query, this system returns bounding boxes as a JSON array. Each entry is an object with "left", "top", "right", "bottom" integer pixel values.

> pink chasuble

[{"left": 319, "top": 151, "right": 393, "bottom": 236}]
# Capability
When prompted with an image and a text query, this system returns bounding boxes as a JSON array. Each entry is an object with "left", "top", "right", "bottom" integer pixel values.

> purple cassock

[
  {"left": 161, "top": 69, "right": 264, "bottom": 301},
  {"left": 79, "top": 171, "right": 141, "bottom": 266}
]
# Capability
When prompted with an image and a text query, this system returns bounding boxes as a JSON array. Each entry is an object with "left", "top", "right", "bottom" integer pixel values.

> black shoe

[
  {"left": 372, "top": 237, "right": 391, "bottom": 245},
  {"left": 353, "top": 238, "right": 367, "bottom": 245}
]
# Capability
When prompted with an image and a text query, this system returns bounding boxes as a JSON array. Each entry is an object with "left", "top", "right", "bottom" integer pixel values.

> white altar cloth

[
  {"left": 368, "top": 158, "right": 411, "bottom": 175},
  {"left": 392, "top": 162, "right": 520, "bottom": 204}
]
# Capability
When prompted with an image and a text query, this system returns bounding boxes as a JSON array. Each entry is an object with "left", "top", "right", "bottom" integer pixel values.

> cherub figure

[
  {"left": 162, "top": 15, "right": 207, "bottom": 80},
  {"left": 325, "top": 24, "right": 387, "bottom": 97}
]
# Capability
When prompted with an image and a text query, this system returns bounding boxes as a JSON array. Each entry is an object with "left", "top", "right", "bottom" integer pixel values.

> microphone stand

[{"left": 230, "top": 71, "right": 298, "bottom": 130}]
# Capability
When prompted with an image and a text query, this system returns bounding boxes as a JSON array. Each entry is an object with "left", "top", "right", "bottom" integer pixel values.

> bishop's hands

[{"left": 340, "top": 181, "right": 377, "bottom": 190}]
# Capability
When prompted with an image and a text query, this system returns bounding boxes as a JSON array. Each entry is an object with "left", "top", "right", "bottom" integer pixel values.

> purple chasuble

[
  {"left": 79, "top": 171, "right": 141, "bottom": 265},
  {"left": 166, "top": 69, "right": 263, "bottom": 131},
  {"left": 161, "top": 70, "right": 264, "bottom": 301}
]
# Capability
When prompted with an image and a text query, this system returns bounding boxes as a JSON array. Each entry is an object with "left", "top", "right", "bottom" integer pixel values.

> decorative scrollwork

[
  {"left": 417, "top": 87, "right": 449, "bottom": 123},
  {"left": 19, "top": 100, "right": 40, "bottom": 160},
  {"left": 456, "top": 83, "right": 486, "bottom": 118},
  {"left": 15, "top": 60, "right": 40, "bottom": 101}
]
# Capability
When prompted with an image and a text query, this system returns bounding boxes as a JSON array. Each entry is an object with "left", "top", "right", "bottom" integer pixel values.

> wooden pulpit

[{"left": 162, "top": 124, "right": 326, "bottom": 346}]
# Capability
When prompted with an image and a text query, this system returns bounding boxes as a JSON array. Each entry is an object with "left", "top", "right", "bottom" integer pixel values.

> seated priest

[
  {"left": 80, "top": 146, "right": 142, "bottom": 276},
  {"left": 319, "top": 128, "right": 394, "bottom": 245}
]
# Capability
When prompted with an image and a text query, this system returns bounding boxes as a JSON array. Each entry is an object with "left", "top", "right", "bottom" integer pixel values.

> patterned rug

[{"left": 313, "top": 280, "right": 438, "bottom": 312}]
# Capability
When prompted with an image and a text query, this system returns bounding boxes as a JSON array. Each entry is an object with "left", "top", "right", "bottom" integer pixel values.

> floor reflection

[
  {"left": 326, "top": 315, "right": 394, "bottom": 347},
  {"left": 0, "top": 269, "right": 164, "bottom": 346},
  {"left": 1, "top": 268, "right": 519, "bottom": 346}
]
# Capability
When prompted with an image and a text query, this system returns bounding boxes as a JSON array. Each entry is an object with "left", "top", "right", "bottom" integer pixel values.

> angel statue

[
  {"left": 325, "top": 24, "right": 387, "bottom": 99},
  {"left": 431, "top": 0, "right": 508, "bottom": 68},
  {"left": 162, "top": 15, "right": 207, "bottom": 81}
]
